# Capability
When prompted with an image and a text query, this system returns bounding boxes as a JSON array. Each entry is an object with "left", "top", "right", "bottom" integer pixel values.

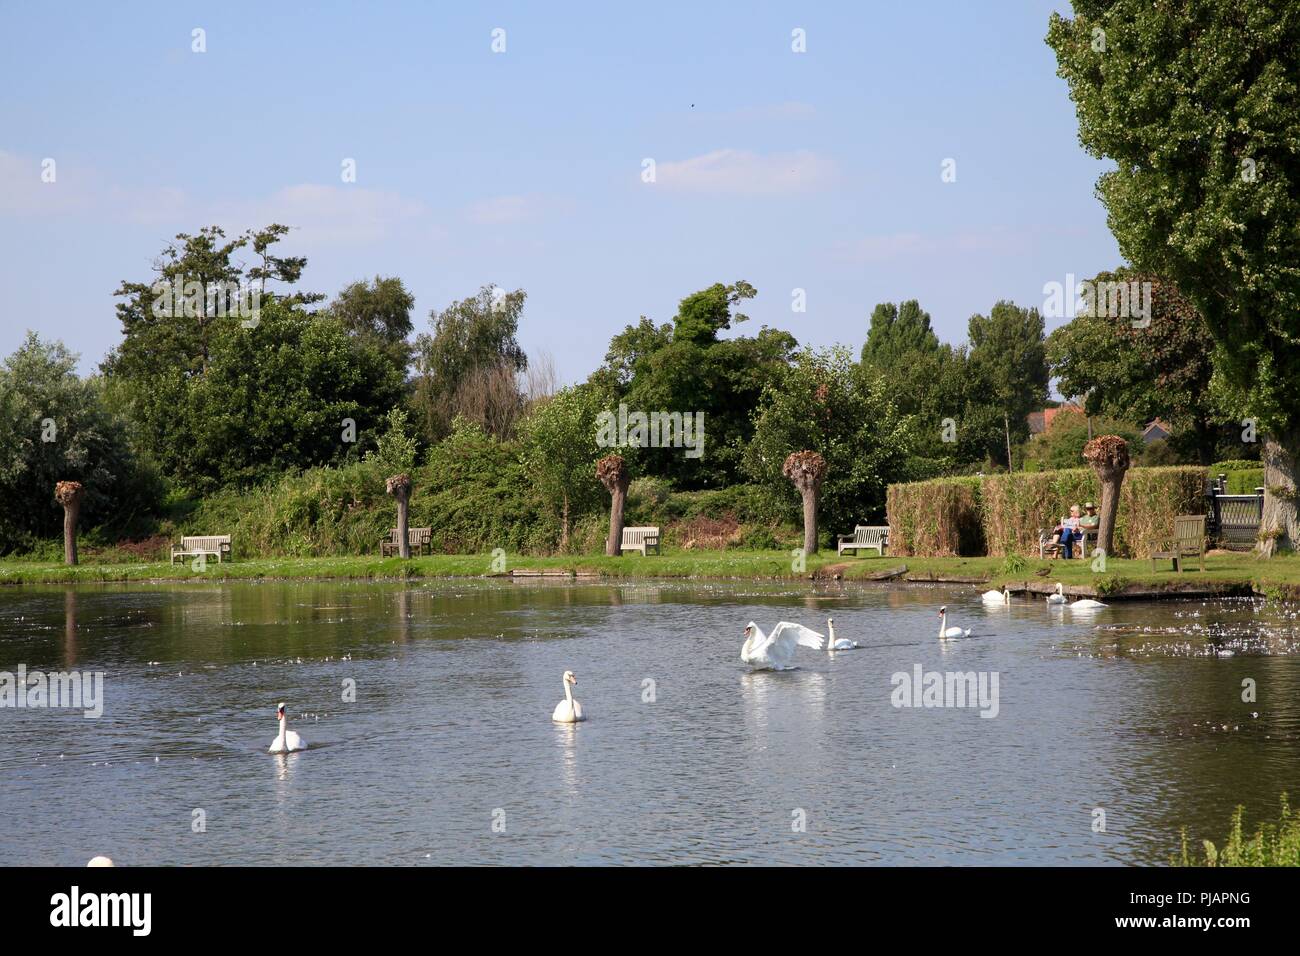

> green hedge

[
  {"left": 888, "top": 466, "right": 1207, "bottom": 557},
  {"left": 1209, "top": 461, "right": 1264, "bottom": 495},
  {"left": 886, "top": 476, "right": 984, "bottom": 557}
]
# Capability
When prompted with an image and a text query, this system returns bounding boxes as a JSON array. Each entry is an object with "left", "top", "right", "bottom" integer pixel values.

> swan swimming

[
  {"left": 938, "top": 606, "right": 971, "bottom": 640},
  {"left": 551, "top": 670, "right": 586, "bottom": 722},
  {"left": 981, "top": 586, "right": 1011, "bottom": 605},
  {"left": 1069, "top": 597, "right": 1108, "bottom": 611},
  {"left": 741, "top": 621, "right": 825, "bottom": 670},
  {"left": 1047, "top": 583, "right": 1067, "bottom": 605},
  {"left": 827, "top": 617, "right": 859, "bottom": 650},
  {"left": 268, "top": 702, "right": 307, "bottom": 753}
]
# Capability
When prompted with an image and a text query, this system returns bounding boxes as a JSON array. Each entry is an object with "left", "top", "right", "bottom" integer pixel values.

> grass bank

[{"left": 3, "top": 550, "right": 1300, "bottom": 598}]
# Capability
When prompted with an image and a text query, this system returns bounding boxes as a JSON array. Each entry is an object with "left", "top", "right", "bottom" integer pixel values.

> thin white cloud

[
  {"left": 0, "top": 150, "right": 431, "bottom": 245},
  {"left": 464, "top": 193, "right": 572, "bottom": 227},
  {"left": 216, "top": 184, "right": 428, "bottom": 245},
  {"left": 654, "top": 148, "right": 836, "bottom": 195}
]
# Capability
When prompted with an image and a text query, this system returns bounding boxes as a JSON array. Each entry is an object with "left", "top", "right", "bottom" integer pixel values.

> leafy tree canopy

[
  {"left": 745, "top": 346, "right": 915, "bottom": 536},
  {"left": 411, "top": 285, "right": 528, "bottom": 443},
  {"left": 589, "top": 281, "right": 795, "bottom": 489},
  {"left": 0, "top": 333, "right": 153, "bottom": 549}
]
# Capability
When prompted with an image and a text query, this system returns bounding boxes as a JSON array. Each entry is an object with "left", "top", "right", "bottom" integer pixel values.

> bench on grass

[
  {"left": 1038, "top": 526, "right": 1097, "bottom": 560},
  {"left": 837, "top": 525, "right": 889, "bottom": 557},
  {"left": 620, "top": 526, "right": 661, "bottom": 555},
  {"left": 380, "top": 527, "right": 433, "bottom": 557},
  {"left": 1151, "top": 515, "right": 1206, "bottom": 573},
  {"left": 171, "top": 535, "right": 232, "bottom": 564}
]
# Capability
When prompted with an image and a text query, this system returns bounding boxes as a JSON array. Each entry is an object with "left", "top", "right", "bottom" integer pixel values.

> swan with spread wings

[{"left": 740, "top": 621, "right": 825, "bottom": 670}]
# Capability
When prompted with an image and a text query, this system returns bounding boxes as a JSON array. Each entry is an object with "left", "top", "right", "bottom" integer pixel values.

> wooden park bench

[
  {"left": 171, "top": 534, "right": 232, "bottom": 564},
  {"left": 1037, "top": 525, "right": 1097, "bottom": 560},
  {"left": 619, "top": 526, "right": 661, "bottom": 555},
  {"left": 837, "top": 525, "right": 889, "bottom": 557},
  {"left": 380, "top": 527, "right": 432, "bottom": 557},
  {"left": 1151, "top": 514, "right": 1206, "bottom": 573}
]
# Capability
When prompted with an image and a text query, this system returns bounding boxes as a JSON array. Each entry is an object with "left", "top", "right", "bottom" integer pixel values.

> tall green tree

[
  {"left": 967, "top": 300, "right": 1049, "bottom": 469},
  {"left": 1048, "top": 270, "right": 1231, "bottom": 463},
  {"left": 0, "top": 333, "right": 152, "bottom": 550},
  {"left": 1048, "top": 1, "right": 1300, "bottom": 553},
  {"left": 590, "top": 281, "right": 796, "bottom": 488},
  {"left": 411, "top": 285, "right": 528, "bottom": 443},
  {"left": 104, "top": 224, "right": 341, "bottom": 481},
  {"left": 326, "top": 276, "right": 416, "bottom": 375},
  {"left": 177, "top": 301, "right": 405, "bottom": 490},
  {"left": 860, "top": 299, "right": 941, "bottom": 368},
  {"left": 517, "top": 384, "right": 609, "bottom": 550},
  {"left": 745, "top": 346, "right": 914, "bottom": 537}
]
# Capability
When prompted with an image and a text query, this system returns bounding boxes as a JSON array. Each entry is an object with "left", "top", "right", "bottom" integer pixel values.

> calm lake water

[{"left": 2, "top": 579, "right": 1299, "bottom": 866}]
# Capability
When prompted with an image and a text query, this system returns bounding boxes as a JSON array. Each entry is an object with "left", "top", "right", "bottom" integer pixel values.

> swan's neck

[
  {"left": 827, "top": 622, "right": 835, "bottom": 648},
  {"left": 563, "top": 681, "right": 573, "bottom": 706},
  {"left": 279, "top": 715, "right": 287, "bottom": 741},
  {"left": 939, "top": 612, "right": 945, "bottom": 637}
]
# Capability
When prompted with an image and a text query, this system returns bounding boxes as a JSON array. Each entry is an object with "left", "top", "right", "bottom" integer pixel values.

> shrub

[
  {"left": 1208, "top": 459, "right": 1264, "bottom": 494},
  {"left": 888, "top": 466, "right": 1206, "bottom": 557},
  {"left": 886, "top": 476, "right": 983, "bottom": 556},
  {"left": 1176, "top": 794, "right": 1300, "bottom": 867}
]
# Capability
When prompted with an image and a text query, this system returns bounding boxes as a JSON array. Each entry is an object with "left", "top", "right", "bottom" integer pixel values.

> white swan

[
  {"left": 827, "top": 617, "right": 859, "bottom": 650},
  {"left": 1070, "top": 597, "right": 1108, "bottom": 611},
  {"left": 938, "top": 606, "right": 971, "bottom": 640},
  {"left": 268, "top": 702, "right": 306, "bottom": 753},
  {"left": 551, "top": 670, "right": 586, "bottom": 722},
  {"left": 1046, "top": 583, "right": 1067, "bottom": 605},
  {"left": 741, "top": 621, "right": 825, "bottom": 670},
  {"left": 981, "top": 586, "right": 1010, "bottom": 605}
]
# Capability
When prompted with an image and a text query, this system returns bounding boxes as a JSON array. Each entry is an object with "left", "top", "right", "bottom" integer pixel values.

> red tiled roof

[{"left": 1028, "top": 404, "right": 1083, "bottom": 434}]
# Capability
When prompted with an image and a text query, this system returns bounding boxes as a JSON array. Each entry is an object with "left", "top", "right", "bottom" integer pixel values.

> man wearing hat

[{"left": 1079, "top": 501, "right": 1100, "bottom": 553}]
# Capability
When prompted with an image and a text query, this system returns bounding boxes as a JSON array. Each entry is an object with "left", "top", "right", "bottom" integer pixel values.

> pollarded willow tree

[
  {"left": 1047, "top": 2, "right": 1300, "bottom": 554},
  {"left": 1082, "top": 435, "right": 1130, "bottom": 558},
  {"left": 54, "top": 481, "right": 84, "bottom": 566},
  {"left": 385, "top": 473, "right": 412, "bottom": 559},
  {"left": 596, "top": 454, "right": 630, "bottom": 557},
  {"left": 783, "top": 451, "right": 828, "bottom": 555}
]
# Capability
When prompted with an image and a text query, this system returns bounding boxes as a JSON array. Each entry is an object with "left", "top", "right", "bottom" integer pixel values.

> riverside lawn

[{"left": 4, "top": 551, "right": 1300, "bottom": 599}]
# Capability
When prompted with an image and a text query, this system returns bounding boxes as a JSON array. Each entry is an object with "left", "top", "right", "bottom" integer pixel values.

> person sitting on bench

[{"left": 1055, "top": 504, "right": 1084, "bottom": 559}]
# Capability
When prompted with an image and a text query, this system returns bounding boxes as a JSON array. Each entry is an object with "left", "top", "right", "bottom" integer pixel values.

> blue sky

[{"left": 0, "top": 1, "right": 1113, "bottom": 384}]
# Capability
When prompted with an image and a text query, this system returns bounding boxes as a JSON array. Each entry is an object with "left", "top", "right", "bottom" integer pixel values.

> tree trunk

[
  {"left": 1094, "top": 466, "right": 1124, "bottom": 557},
  {"left": 560, "top": 492, "right": 570, "bottom": 552},
  {"left": 63, "top": 497, "right": 80, "bottom": 565},
  {"left": 801, "top": 488, "right": 819, "bottom": 555},
  {"left": 386, "top": 474, "right": 413, "bottom": 559},
  {"left": 1192, "top": 416, "right": 1214, "bottom": 466},
  {"left": 1258, "top": 431, "right": 1300, "bottom": 556},
  {"left": 1004, "top": 411, "right": 1013, "bottom": 471},
  {"left": 597, "top": 455, "right": 630, "bottom": 557},
  {"left": 395, "top": 489, "right": 410, "bottom": 559},
  {"left": 54, "top": 481, "right": 84, "bottom": 566},
  {"left": 1083, "top": 436, "right": 1130, "bottom": 558},
  {"left": 605, "top": 484, "right": 627, "bottom": 556}
]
